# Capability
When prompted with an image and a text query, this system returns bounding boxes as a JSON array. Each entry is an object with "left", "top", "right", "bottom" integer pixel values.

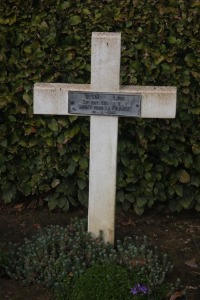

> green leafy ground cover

[
  {"left": 0, "top": 204, "right": 199, "bottom": 299},
  {"left": 0, "top": 0, "right": 199, "bottom": 213},
  {"left": 3, "top": 218, "right": 184, "bottom": 299}
]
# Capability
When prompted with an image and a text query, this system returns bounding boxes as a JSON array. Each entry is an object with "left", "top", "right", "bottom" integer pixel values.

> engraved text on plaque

[{"left": 69, "top": 92, "right": 141, "bottom": 117}]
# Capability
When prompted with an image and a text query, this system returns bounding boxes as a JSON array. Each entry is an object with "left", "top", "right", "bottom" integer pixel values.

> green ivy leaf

[
  {"left": 137, "top": 197, "right": 148, "bottom": 208},
  {"left": 174, "top": 185, "right": 183, "bottom": 197},
  {"left": 168, "top": 36, "right": 177, "bottom": 44},
  {"left": 57, "top": 196, "right": 67, "bottom": 209},
  {"left": 69, "top": 116, "right": 78, "bottom": 123},
  {"left": 154, "top": 55, "right": 165, "bottom": 65},
  {"left": 70, "top": 15, "right": 81, "bottom": 25},
  {"left": 79, "top": 157, "right": 88, "bottom": 170},
  {"left": 2, "top": 185, "right": 16, "bottom": 203},
  {"left": 117, "top": 190, "right": 125, "bottom": 202},
  {"left": 51, "top": 179, "right": 60, "bottom": 188},
  {"left": 185, "top": 53, "right": 196, "bottom": 66},
  {"left": 183, "top": 154, "right": 193, "bottom": 168},
  {"left": 62, "top": 201, "right": 70, "bottom": 212},
  {"left": 83, "top": 9, "right": 91, "bottom": 15},
  {"left": 48, "top": 119, "right": 59, "bottom": 132},
  {"left": 19, "top": 183, "right": 32, "bottom": 196},
  {"left": 60, "top": 1, "right": 70, "bottom": 9},
  {"left": 121, "top": 157, "right": 130, "bottom": 167},
  {"left": 178, "top": 170, "right": 190, "bottom": 184},
  {"left": 24, "top": 45, "right": 32, "bottom": 54},
  {"left": 78, "top": 190, "right": 88, "bottom": 207},
  {"left": 0, "top": 14, "right": 16, "bottom": 25},
  {"left": 192, "top": 144, "right": 200, "bottom": 155},
  {"left": 72, "top": 153, "right": 81, "bottom": 162},
  {"left": 58, "top": 118, "right": 68, "bottom": 127},
  {"left": 48, "top": 197, "right": 58, "bottom": 211},
  {"left": 69, "top": 124, "right": 80, "bottom": 138},
  {"left": 134, "top": 204, "right": 144, "bottom": 216},
  {"left": 31, "top": 174, "right": 41, "bottom": 186},
  {"left": 23, "top": 93, "right": 32, "bottom": 105},
  {"left": 67, "top": 163, "right": 76, "bottom": 175},
  {"left": 180, "top": 196, "right": 193, "bottom": 209},
  {"left": 126, "top": 20, "right": 132, "bottom": 28},
  {"left": 45, "top": 137, "right": 54, "bottom": 147},
  {"left": 144, "top": 172, "right": 152, "bottom": 181},
  {"left": 77, "top": 178, "right": 87, "bottom": 190},
  {"left": 68, "top": 196, "right": 78, "bottom": 206}
]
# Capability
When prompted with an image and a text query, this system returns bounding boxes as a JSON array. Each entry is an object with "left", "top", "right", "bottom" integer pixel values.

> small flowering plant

[{"left": 131, "top": 283, "right": 149, "bottom": 297}]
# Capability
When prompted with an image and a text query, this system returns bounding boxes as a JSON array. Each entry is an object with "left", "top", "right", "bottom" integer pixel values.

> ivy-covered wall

[{"left": 0, "top": 0, "right": 199, "bottom": 214}]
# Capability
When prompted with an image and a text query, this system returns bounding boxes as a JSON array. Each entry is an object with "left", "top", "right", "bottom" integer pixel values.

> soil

[{"left": 0, "top": 202, "right": 199, "bottom": 300}]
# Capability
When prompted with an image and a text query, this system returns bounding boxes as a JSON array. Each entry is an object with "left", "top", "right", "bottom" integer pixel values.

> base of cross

[{"left": 34, "top": 32, "right": 177, "bottom": 244}]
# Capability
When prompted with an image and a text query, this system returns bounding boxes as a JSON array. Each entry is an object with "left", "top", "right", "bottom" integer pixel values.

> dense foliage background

[{"left": 0, "top": 0, "right": 199, "bottom": 214}]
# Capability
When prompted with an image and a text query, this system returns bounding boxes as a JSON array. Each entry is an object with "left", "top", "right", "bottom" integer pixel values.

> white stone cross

[{"left": 34, "top": 32, "right": 176, "bottom": 244}]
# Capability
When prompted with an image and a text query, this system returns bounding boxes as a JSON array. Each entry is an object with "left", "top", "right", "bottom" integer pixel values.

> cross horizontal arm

[
  {"left": 34, "top": 83, "right": 176, "bottom": 118},
  {"left": 33, "top": 83, "right": 90, "bottom": 115},
  {"left": 121, "top": 86, "right": 177, "bottom": 118}
]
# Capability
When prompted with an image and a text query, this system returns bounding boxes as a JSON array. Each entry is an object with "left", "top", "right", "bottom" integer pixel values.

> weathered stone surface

[
  {"left": 88, "top": 33, "right": 121, "bottom": 244},
  {"left": 34, "top": 84, "right": 176, "bottom": 118}
]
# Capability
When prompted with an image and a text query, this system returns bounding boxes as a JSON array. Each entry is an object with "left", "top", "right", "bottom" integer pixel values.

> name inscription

[{"left": 68, "top": 92, "right": 141, "bottom": 117}]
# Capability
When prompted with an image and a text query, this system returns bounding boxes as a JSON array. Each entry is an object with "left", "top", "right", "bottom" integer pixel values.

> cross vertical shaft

[{"left": 88, "top": 33, "right": 121, "bottom": 243}]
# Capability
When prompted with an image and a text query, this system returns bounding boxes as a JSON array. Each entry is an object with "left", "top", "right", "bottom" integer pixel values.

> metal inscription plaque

[{"left": 68, "top": 92, "right": 141, "bottom": 117}]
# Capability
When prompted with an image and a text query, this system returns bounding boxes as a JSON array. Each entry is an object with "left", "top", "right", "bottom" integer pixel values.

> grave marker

[{"left": 34, "top": 32, "right": 177, "bottom": 244}]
